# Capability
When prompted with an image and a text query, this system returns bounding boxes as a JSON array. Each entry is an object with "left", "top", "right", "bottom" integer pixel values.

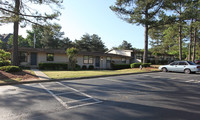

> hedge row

[
  {"left": 82, "top": 65, "right": 94, "bottom": 70},
  {"left": 111, "top": 63, "right": 130, "bottom": 70},
  {"left": 130, "top": 63, "right": 151, "bottom": 68},
  {"left": 39, "top": 63, "right": 68, "bottom": 70},
  {"left": 0, "top": 66, "right": 21, "bottom": 72},
  {"left": 0, "top": 60, "right": 11, "bottom": 67}
]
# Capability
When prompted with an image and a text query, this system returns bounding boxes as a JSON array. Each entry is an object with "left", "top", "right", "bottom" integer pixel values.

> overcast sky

[{"left": 0, "top": 0, "right": 146, "bottom": 49}]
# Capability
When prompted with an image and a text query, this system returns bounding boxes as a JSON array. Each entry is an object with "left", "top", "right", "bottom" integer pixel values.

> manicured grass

[{"left": 43, "top": 68, "right": 159, "bottom": 79}]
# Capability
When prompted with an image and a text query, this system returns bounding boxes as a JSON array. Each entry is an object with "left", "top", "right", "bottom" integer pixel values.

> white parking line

[
  {"left": 185, "top": 80, "right": 200, "bottom": 83},
  {"left": 39, "top": 83, "right": 69, "bottom": 109},
  {"left": 66, "top": 98, "right": 92, "bottom": 104},
  {"left": 40, "top": 82, "right": 102, "bottom": 109}
]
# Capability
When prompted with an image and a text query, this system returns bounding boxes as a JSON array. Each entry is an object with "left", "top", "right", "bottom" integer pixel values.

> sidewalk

[{"left": 31, "top": 69, "right": 50, "bottom": 80}]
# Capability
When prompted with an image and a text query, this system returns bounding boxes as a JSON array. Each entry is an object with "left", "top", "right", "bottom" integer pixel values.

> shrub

[
  {"left": 0, "top": 66, "right": 21, "bottom": 72},
  {"left": 0, "top": 60, "right": 11, "bottom": 66},
  {"left": 111, "top": 63, "right": 130, "bottom": 70},
  {"left": 142, "top": 63, "right": 151, "bottom": 67},
  {"left": 88, "top": 65, "right": 94, "bottom": 70},
  {"left": 130, "top": 63, "right": 142, "bottom": 68},
  {"left": 39, "top": 63, "right": 68, "bottom": 70},
  {"left": 82, "top": 65, "right": 87, "bottom": 70},
  {"left": 19, "top": 66, "right": 31, "bottom": 70},
  {"left": 75, "top": 64, "right": 81, "bottom": 70}
]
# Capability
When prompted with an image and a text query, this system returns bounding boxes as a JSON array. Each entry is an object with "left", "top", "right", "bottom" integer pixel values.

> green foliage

[
  {"left": 142, "top": 63, "right": 151, "bottom": 67},
  {"left": 0, "top": 49, "right": 11, "bottom": 63},
  {"left": 74, "top": 33, "right": 107, "bottom": 52},
  {"left": 0, "top": 0, "right": 62, "bottom": 25},
  {"left": 75, "top": 64, "right": 81, "bottom": 70},
  {"left": 111, "top": 63, "right": 130, "bottom": 70},
  {"left": 66, "top": 47, "right": 79, "bottom": 70},
  {"left": 113, "top": 40, "right": 133, "bottom": 50},
  {"left": 130, "top": 63, "right": 142, "bottom": 68},
  {"left": 0, "top": 60, "right": 11, "bottom": 67},
  {"left": 130, "top": 63, "right": 152, "bottom": 68},
  {"left": 111, "top": 0, "right": 165, "bottom": 63},
  {"left": 82, "top": 65, "right": 87, "bottom": 70},
  {"left": 88, "top": 65, "right": 94, "bottom": 70},
  {"left": 8, "top": 35, "right": 30, "bottom": 48},
  {"left": 0, "top": 66, "right": 22, "bottom": 72},
  {"left": 38, "top": 63, "right": 68, "bottom": 70}
]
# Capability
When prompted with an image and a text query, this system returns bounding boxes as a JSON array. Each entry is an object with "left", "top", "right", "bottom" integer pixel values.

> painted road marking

[
  {"left": 40, "top": 82, "right": 102, "bottom": 109},
  {"left": 185, "top": 80, "right": 200, "bottom": 83},
  {"left": 39, "top": 83, "right": 69, "bottom": 109}
]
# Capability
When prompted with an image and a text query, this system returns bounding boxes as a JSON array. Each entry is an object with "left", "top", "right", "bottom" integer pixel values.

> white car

[{"left": 159, "top": 61, "right": 200, "bottom": 74}]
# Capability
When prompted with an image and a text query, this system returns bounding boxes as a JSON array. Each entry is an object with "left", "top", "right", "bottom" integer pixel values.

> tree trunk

[
  {"left": 179, "top": 25, "right": 182, "bottom": 60},
  {"left": 178, "top": 1, "right": 182, "bottom": 60},
  {"left": 143, "top": 23, "right": 148, "bottom": 63},
  {"left": 192, "top": 27, "right": 197, "bottom": 62},
  {"left": 188, "top": 20, "right": 193, "bottom": 61},
  {"left": 143, "top": 8, "right": 148, "bottom": 63},
  {"left": 12, "top": 0, "right": 20, "bottom": 66}
]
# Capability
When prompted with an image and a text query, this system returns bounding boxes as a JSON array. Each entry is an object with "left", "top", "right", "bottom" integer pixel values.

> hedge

[
  {"left": 130, "top": 63, "right": 142, "bottom": 68},
  {"left": 39, "top": 63, "right": 68, "bottom": 70},
  {"left": 142, "top": 63, "right": 151, "bottom": 67},
  {"left": 75, "top": 64, "right": 81, "bottom": 70},
  {"left": 88, "top": 65, "right": 94, "bottom": 70},
  {"left": 82, "top": 65, "right": 87, "bottom": 70},
  {"left": 130, "top": 63, "right": 151, "bottom": 68},
  {"left": 0, "top": 66, "right": 21, "bottom": 72},
  {"left": 111, "top": 63, "right": 130, "bottom": 70},
  {"left": 0, "top": 60, "right": 11, "bottom": 67}
]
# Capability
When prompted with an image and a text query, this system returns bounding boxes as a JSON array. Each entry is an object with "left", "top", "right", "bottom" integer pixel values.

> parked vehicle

[
  {"left": 159, "top": 61, "right": 200, "bottom": 74},
  {"left": 194, "top": 60, "right": 200, "bottom": 64}
]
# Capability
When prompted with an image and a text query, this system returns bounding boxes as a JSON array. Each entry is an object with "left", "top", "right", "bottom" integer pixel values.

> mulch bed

[{"left": 0, "top": 70, "right": 39, "bottom": 81}]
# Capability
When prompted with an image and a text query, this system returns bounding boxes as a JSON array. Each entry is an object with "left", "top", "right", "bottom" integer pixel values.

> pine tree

[
  {"left": 110, "top": 0, "right": 165, "bottom": 63},
  {"left": 0, "top": 0, "right": 62, "bottom": 66}
]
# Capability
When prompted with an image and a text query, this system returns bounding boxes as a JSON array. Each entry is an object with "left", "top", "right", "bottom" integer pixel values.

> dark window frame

[
  {"left": 19, "top": 52, "right": 28, "bottom": 62},
  {"left": 106, "top": 57, "right": 111, "bottom": 63},
  {"left": 121, "top": 58, "right": 126, "bottom": 63},
  {"left": 83, "top": 55, "right": 93, "bottom": 64}
]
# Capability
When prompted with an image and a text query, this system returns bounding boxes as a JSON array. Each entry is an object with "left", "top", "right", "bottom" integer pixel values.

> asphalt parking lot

[{"left": 0, "top": 72, "right": 200, "bottom": 120}]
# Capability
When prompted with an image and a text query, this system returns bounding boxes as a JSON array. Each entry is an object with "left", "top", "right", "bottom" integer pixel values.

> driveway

[{"left": 0, "top": 72, "right": 200, "bottom": 120}]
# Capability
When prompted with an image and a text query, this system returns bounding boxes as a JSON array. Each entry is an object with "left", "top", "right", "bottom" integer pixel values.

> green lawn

[{"left": 43, "top": 68, "right": 159, "bottom": 79}]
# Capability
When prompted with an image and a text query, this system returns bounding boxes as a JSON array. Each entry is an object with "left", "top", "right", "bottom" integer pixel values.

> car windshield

[{"left": 187, "top": 61, "right": 196, "bottom": 65}]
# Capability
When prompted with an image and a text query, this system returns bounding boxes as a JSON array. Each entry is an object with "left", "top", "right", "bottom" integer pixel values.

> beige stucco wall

[
  {"left": 19, "top": 51, "right": 130, "bottom": 69},
  {"left": 38, "top": 53, "right": 68, "bottom": 64}
]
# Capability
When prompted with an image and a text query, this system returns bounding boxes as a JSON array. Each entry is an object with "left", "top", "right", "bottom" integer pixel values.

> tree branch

[{"left": 0, "top": 7, "right": 52, "bottom": 19}]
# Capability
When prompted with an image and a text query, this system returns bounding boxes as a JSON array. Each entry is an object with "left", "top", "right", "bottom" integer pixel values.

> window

[
  {"left": 122, "top": 58, "right": 126, "bottom": 63},
  {"left": 187, "top": 61, "right": 196, "bottom": 65},
  {"left": 19, "top": 52, "right": 27, "bottom": 62},
  {"left": 47, "top": 53, "right": 54, "bottom": 61},
  {"left": 170, "top": 61, "right": 178, "bottom": 65},
  {"left": 178, "top": 62, "right": 188, "bottom": 65},
  {"left": 83, "top": 56, "right": 93, "bottom": 64},
  {"left": 106, "top": 57, "right": 111, "bottom": 63}
]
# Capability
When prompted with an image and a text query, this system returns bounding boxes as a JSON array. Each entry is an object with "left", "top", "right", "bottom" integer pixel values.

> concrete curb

[{"left": 0, "top": 71, "right": 161, "bottom": 86}]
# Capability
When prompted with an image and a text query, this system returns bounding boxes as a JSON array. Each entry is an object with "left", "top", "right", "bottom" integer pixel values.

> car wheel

[
  {"left": 162, "top": 68, "right": 168, "bottom": 72},
  {"left": 184, "top": 69, "right": 191, "bottom": 74}
]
